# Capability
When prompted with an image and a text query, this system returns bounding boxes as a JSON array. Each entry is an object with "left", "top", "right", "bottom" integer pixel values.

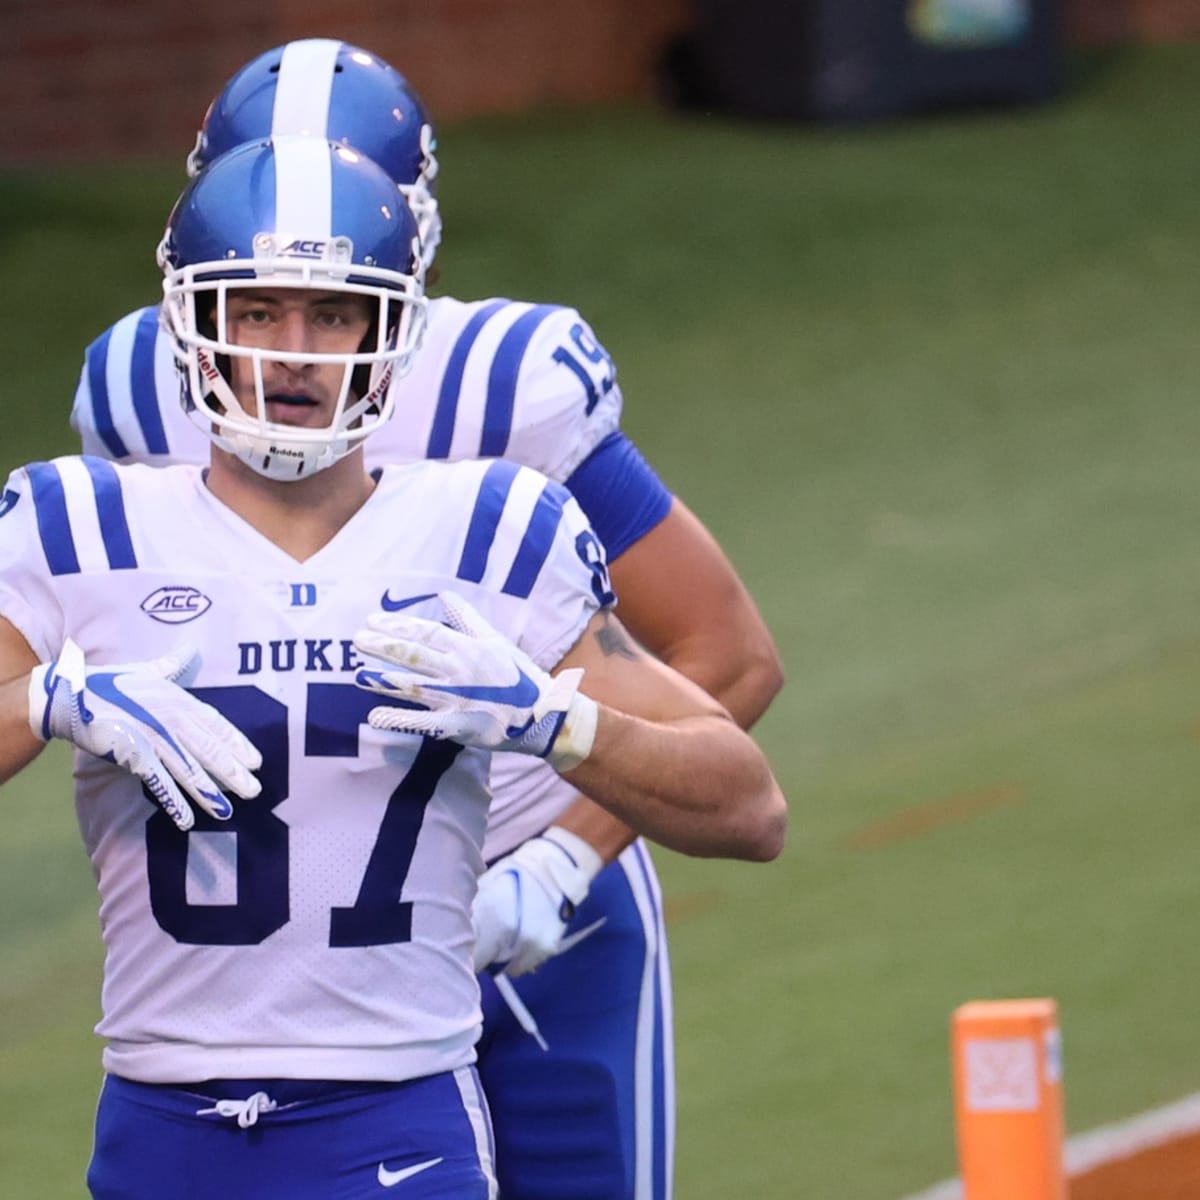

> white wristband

[
  {"left": 27, "top": 662, "right": 53, "bottom": 742},
  {"left": 546, "top": 687, "right": 598, "bottom": 773},
  {"left": 27, "top": 638, "right": 87, "bottom": 743},
  {"left": 541, "top": 824, "right": 605, "bottom": 885}
]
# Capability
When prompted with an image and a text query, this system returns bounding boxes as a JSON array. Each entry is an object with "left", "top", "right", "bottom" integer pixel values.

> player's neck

[{"left": 204, "top": 449, "right": 377, "bottom": 562}]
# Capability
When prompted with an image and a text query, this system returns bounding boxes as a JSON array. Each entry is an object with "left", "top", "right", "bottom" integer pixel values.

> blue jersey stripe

[
  {"left": 457, "top": 460, "right": 521, "bottom": 584},
  {"left": 84, "top": 327, "right": 131, "bottom": 459},
  {"left": 82, "top": 458, "right": 137, "bottom": 570},
  {"left": 130, "top": 307, "right": 170, "bottom": 454},
  {"left": 427, "top": 300, "right": 510, "bottom": 459},
  {"left": 635, "top": 840, "right": 671, "bottom": 1200},
  {"left": 26, "top": 463, "right": 80, "bottom": 577},
  {"left": 481, "top": 304, "right": 559, "bottom": 458},
  {"left": 502, "top": 480, "right": 567, "bottom": 598}
]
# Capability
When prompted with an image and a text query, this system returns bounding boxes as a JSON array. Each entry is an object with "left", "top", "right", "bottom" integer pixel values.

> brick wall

[
  {"left": 2, "top": 0, "right": 1197, "bottom": 164},
  {"left": 1067, "top": 0, "right": 1200, "bottom": 43},
  {"left": 2, "top": 0, "right": 691, "bottom": 164}
]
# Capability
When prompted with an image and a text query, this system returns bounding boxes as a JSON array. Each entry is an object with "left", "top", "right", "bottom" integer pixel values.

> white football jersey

[
  {"left": 71, "top": 296, "right": 625, "bottom": 860},
  {"left": 0, "top": 454, "right": 609, "bottom": 1084}
]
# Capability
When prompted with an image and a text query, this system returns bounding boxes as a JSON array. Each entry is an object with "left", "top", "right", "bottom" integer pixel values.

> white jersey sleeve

[
  {"left": 408, "top": 455, "right": 624, "bottom": 862},
  {"left": 386, "top": 456, "right": 614, "bottom": 671},
  {"left": 70, "top": 306, "right": 210, "bottom": 466},
  {"left": 0, "top": 464, "right": 70, "bottom": 659},
  {"left": 365, "top": 297, "right": 624, "bottom": 482}
]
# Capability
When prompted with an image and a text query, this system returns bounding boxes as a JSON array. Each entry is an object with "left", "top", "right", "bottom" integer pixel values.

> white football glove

[
  {"left": 473, "top": 826, "right": 605, "bottom": 976},
  {"left": 28, "top": 637, "right": 262, "bottom": 832},
  {"left": 353, "top": 591, "right": 598, "bottom": 771}
]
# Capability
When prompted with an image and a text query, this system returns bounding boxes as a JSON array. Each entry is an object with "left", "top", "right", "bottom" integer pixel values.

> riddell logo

[
  {"left": 364, "top": 364, "right": 394, "bottom": 412},
  {"left": 198, "top": 351, "right": 222, "bottom": 383},
  {"left": 141, "top": 586, "right": 212, "bottom": 625}
]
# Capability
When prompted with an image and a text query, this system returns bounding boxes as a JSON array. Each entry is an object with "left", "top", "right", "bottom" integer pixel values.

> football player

[
  {"left": 69, "top": 39, "right": 785, "bottom": 1200},
  {"left": 0, "top": 135, "right": 786, "bottom": 1200}
]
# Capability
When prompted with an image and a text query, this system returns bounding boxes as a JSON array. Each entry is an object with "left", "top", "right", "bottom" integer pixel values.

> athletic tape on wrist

[
  {"left": 541, "top": 824, "right": 605, "bottom": 884},
  {"left": 27, "top": 638, "right": 86, "bottom": 743},
  {"left": 546, "top": 688, "right": 598, "bottom": 773}
]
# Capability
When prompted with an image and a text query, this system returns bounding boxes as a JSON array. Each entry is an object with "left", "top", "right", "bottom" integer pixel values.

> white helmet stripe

[
  {"left": 272, "top": 39, "right": 341, "bottom": 139},
  {"left": 273, "top": 135, "right": 332, "bottom": 239}
]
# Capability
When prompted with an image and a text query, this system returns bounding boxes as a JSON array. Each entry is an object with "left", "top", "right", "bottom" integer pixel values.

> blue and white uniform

[
  {"left": 0, "top": 454, "right": 608, "bottom": 1199},
  {"left": 72, "top": 296, "right": 677, "bottom": 1199}
]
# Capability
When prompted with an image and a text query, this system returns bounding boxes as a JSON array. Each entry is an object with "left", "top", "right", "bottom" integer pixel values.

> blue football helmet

[
  {"left": 158, "top": 135, "right": 427, "bottom": 482},
  {"left": 186, "top": 39, "right": 441, "bottom": 269}
]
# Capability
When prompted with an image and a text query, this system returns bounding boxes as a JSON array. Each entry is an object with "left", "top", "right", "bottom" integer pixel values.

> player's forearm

[
  {"left": 0, "top": 673, "right": 44, "bottom": 785},
  {"left": 563, "top": 707, "right": 787, "bottom": 862},
  {"left": 607, "top": 498, "right": 785, "bottom": 730},
  {"left": 659, "top": 632, "right": 785, "bottom": 731}
]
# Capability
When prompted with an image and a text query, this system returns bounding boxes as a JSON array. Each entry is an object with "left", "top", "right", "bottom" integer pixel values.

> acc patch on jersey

[{"left": 140, "top": 585, "right": 212, "bottom": 624}]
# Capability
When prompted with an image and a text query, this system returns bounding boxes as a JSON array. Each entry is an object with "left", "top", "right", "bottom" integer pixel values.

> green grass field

[{"left": 4, "top": 42, "right": 1200, "bottom": 1198}]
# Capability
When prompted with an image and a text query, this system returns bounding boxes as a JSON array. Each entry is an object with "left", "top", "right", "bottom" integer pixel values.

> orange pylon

[{"left": 952, "top": 998, "right": 1066, "bottom": 1200}]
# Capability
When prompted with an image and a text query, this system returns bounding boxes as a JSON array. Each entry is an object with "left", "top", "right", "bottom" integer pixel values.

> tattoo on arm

[{"left": 593, "top": 613, "right": 641, "bottom": 661}]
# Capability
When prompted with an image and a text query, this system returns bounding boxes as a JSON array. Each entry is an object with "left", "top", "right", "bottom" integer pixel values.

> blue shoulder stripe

[
  {"left": 26, "top": 463, "right": 80, "bottom": 576},
  {"left": 84, "top": 327, "right": 131, "bottom": 459},
  {"left": 26, "top": 460, "right": 137, "bottom": 576},
  {"left": 130, "top": 307, "right": 170, "bottom": 455},
  {"left": 427, "top": 300, "right": 510, "bottom": 459},
  {"left": 501, "top": 479, "right": 569, "bottom": 598},
  {"left": 457, "top": 460, "right": 521, "bottom": 584},
  {"left": 82, "top": 458, "right": 137, "bottom": 570},
  {"left": 481, "top": 304, "right": 559, "bottom": 457}
]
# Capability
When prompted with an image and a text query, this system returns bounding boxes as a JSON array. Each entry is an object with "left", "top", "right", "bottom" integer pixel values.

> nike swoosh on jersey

[
  {"left": 426, "top": 669, "right": 540, "bottom": 708},
  {"left": 377, "top": 1157, "right": 444, "bottom": 1187},
  {"left": 379, "top": 591, "right": 437, "bottom": 612}
]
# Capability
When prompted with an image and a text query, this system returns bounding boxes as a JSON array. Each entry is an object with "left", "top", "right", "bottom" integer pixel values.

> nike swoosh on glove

[
  {"left": 28, "top": 637, "right": 262, "bottom": 831},
  {"left": 352, "top": 590, "right": 598, "bottom": 771},
  {"left": 473, "top": 826, "right": 605, "bottom": 976}
]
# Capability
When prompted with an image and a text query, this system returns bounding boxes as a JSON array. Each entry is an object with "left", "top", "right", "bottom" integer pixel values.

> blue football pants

[
  {"left": 87, "top": 1067, "right": 497, "bottom": 1199},
  {"left": 477, "top": 838, "right": 675, "bottom": 1199}
]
